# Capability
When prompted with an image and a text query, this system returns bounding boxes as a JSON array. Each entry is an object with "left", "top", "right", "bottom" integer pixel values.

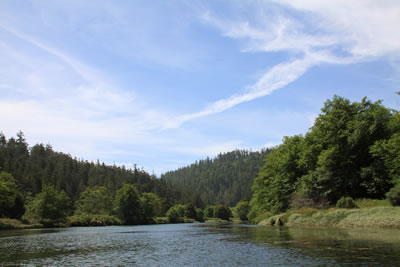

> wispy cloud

[
  {"left": 163, "top": 1, "right": 400, "bottom": 128},
  {"left": 164, "top": 57, "right": 315, "bottom": 128}
]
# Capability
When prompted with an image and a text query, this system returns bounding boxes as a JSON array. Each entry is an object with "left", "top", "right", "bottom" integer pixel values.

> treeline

[
  {"left": 249, "top": 96, "right": 400, "bottom": 220},
  {"left": 0, "top": 132, "right": 206, "bottom": 223},
  {"left": 161, "top": 149, "right": 271, "bottom": 207}
]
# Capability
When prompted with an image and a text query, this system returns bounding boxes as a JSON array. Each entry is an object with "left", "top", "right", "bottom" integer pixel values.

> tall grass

[
  {"left": 258, "top": 198, "right": 399, "bottom": 229},
  {"left": 354, "top": 198, "right": 391, "bottom": 208},
  {"left": 0, "top": 218, "right": 42, "bottom": 230},
  {"left": 268, "top": 207, "right": 400, "bottom": 229}
]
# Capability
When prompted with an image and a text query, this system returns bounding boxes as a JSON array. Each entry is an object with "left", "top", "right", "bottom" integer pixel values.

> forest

[
  {"left": 1, "top": 95, "right": 400, "bottom": 227},
  {"left": 161, "top": 149, "right": 271, "bottom": 207},
  {"left": 249, "top": 96, "right": 400, "bottom": 221},
  {"left": 0, "top": 133, "right": 215, "bottom": 226}
]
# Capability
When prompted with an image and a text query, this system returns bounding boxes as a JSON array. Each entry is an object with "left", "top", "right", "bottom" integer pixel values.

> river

[{"left": 1, "top": 223, "right": 400, "bottom": 266}]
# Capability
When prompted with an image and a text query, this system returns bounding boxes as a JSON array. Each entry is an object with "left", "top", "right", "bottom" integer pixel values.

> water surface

[{"left": 1, "top": 223, "right": 400, "bottom": 266}]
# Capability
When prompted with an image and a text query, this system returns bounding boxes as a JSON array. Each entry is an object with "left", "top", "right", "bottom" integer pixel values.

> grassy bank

[
  {"left": 259, "top": 205, "right": 400, "bottom": 229},
  {"left": 0, "top": 218, "right": 42, "bottom": 230}
]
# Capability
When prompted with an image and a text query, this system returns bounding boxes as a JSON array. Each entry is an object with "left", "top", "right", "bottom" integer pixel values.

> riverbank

[
  {"left": 0, "top": 215, "right": 197, "bottom": 230},
  {"left": 259, "top": 206, "right": 400, "bottom": 229},
  {"left": 0, "top": 218, "right": 43, "bottom": 230}
]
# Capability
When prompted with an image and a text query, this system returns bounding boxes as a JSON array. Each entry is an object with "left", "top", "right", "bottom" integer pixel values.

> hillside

[
  {"left": 161, "top": 149, "right": 271, "bottom": 207},
  {"left": 0, "top": 132, "right": 183, "bottom": 205}
]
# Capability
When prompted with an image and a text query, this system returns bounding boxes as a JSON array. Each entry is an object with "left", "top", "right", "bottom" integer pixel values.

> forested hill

[
  {"left": 160, "top": 149, "right": 272, "bottom": 207},
  {"left": 0, "top": 132, "right": 187, "bottom": 204}
]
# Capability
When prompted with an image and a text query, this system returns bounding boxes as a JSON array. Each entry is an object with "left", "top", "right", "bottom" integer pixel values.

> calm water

[{"left": 1, "top": 223, "right": 400, "bottom": 266}]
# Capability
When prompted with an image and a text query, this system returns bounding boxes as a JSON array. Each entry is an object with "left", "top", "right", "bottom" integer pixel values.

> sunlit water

[{"left": 1, "top": 223, "right": 400, "bottom": 266}]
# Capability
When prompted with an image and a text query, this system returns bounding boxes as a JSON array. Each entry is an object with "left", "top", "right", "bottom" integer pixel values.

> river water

[{"left": 1, "top": 223, "right": 400, "bottom": 266}]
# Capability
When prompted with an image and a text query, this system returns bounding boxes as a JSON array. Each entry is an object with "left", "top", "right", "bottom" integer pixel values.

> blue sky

[{"left": 1, "top": 0, "right": 400, "bottom": 175}]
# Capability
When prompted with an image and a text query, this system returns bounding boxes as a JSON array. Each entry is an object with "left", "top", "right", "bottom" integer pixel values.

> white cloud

[
  {"left": 164, "top": 57, "right": 315, "bottom": 128},
  {"left": 164, "top": 1, "right": 400, "bottom": 128}
]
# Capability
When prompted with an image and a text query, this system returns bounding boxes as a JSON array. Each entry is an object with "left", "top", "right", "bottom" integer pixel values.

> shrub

[
  {"left": 213, "top": 205, "right": 232, "bottom": 220},
  {"left": 336, "top": 197, "right": 359, "bottom": 209},
  {"left": 235, "top": 201, "right": 250, "bottom": 221},
  {"left": 204, "top": 205, "right": 215, "bottom": 218},
  {"left": 196, "top": 208, "right": 204, "bottom": 222},
  {"left": 387, "top": 184, "right": 400, "bottom": 206},
  {"left": 184, "top": 203, "right": 197, "bottom": 219},
  {"left": 166, "top": 206, "right": 184, "bottom": 223},
  {"left": 67, "top": 214, "right": 121, "bottom": 226}
]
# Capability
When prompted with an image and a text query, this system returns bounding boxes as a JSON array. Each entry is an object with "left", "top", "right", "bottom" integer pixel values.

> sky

[{"left": 1, "top": 0, "right": 400, "bottom": 175}]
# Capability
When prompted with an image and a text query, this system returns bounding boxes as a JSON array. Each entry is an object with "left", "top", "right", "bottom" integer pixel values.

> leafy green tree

[
  {"left": 251, "top": 135, "right": 305, "bottom": 214},
  {"left": 0, "top": 172, "right": 18, "bottom": 217},
  {"left": 25, "top": 184, "right": 72, "bottom": 224},
  {"left": 141, "top": 192, "right": 162, "bottom": 219},
  {"left": 298, "top": 96, "right": 393, "bottom": 202},
  {"left": 250, "top": 96, "right": 398, "bottom": 217},
  {"left": 166, "top": 205, "right": 184, "bottom": 223},
  {"left": 204, "top": 205, "right": 215, "bottom": 218},
  {"left": 235, "top": 201, "right": 250, "bottom": 221},
  {"left": 184, "top": 203, "right": 197, "bottom": 219},
  {"left": 113, "top": 184, "right": 142, "bottom": 224},
  {"left": 196, "top": 208, "right": 204, "bottom": 222},
  {"left": 214, "top": 205, "right": 232, "bottom": 220},
  {"left": 76, "top": 186, "right": 113, "bottom": 215}
]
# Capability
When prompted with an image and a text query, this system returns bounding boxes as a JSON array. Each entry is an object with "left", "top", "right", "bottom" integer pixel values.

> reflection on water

[{"left": 1, "top": 223, "right": 400, "bottom": 266}]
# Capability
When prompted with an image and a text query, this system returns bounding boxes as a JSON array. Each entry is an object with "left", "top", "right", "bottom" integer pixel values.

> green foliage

[
  {"left": 250, "top": 96, "right": 400, "bottom": 217},
  {"left": 67, "top": 214, "right": 121, "bottom": 226},
  {"left": 25, "top": 184, "right": 72, "bottom": 225},
  {"left": 204, "top": 205, "right": 215, "bottom": 218},
  {"left": 0, "top": 132, "right": 186, "bottom": 212},
  {"left": 141, "top": 192, "right": 162, "bottom": 219},
  {"left": 153, "top": 217, "right": 169, "bottom": 224},
  {"left": 196, "top": 208, "right": 204, "bottom": 222},
  {"left": 386, "top": 184, "right": 400, "bottom": 206},
  {"left": 251, "top": 135, "right": 305, "bottom": 214},
  {"left": 213, "top": 204, "right": 232, "bottom": 220},
  {"left": 336, "top": 197, "right": 359, "bottom": 209},
  {"left": 166, "top": 205, "right": 184, "bottom": 223},
  {"left": 161, "top": 149, "right": 271, "bottom": 207},
  {"left": 0, "top": 172, "right": 18, "bottom": 216},
  {"left": 184, "top": 203, "right": 197, "bottom": 219},
  {"left": 113, "top": 184, "right": 142, "bottom": 224},
  {"left": 235, "top": 201, "right": 250, "bottom": 221},
  {"left": 286, "top": 207, "right": 400, "bottom": 229},
  {"left": 75, "top": 186, "right": 113, "bottom": 215}
]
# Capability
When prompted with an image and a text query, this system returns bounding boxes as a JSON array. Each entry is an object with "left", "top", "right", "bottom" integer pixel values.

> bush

[
  {"left": 204, "top": 205, "right": 215, "bottom": 218},
  {"left": 235, "top": 201, "right": 250, "bottom": 221},
  {"left": 67, "top": 214, "right": 121, "bottom": 226},
  {"left": 336, "top": 197, "right": 359, "bottom": 209},
  {"left": 196, "top": 208, "right": 204, "bottom": 222},
  {"left": 213, "top": 205, "right": 232, "bottom": 220},
  {"left": 184, "top": 203, "right": 197, "bottom": 219},
  {"left": 166, "top": 206, "right": 184, "bottom": 223},
  {"left": 387, "top": 184, "right": 400, "bottom": 206}
]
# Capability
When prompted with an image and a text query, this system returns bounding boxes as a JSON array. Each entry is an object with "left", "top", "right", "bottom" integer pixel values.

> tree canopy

[
  {"left": 161, "top": 149, "right": 271, "bottom": 207},
  {"left": 113, "top": 184, "right": 142, "bottom": 224},
  {"left": 250, "top": 96, "right": 400, "bottom": 216}
]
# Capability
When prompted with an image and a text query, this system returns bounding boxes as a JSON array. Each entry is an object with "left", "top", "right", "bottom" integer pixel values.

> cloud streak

[
  {"left": 164, "top": 57, "right": 315, "bottom": 128},
  {"left": 165, "top": 1, "right": 400, "bottom": 128}
]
